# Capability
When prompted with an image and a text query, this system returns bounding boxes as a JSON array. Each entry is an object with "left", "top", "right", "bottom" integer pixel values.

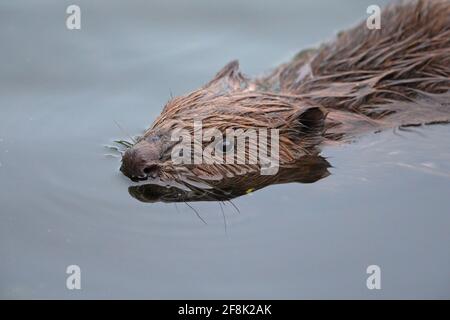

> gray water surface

[{"left": 1, "top": 0, "right": 450, "bottom": 299}]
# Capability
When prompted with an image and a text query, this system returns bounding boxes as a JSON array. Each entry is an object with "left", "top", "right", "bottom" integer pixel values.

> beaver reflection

[{"left": 128, "top": 156, "right": 330, "bottom": 203}]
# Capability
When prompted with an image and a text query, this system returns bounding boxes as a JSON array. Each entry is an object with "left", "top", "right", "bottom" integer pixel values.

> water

[{"left": 1, "top": 0, "right": 450, "bottom": 299}]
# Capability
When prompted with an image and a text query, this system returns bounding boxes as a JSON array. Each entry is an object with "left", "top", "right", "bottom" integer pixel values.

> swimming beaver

[{"left": 120, "top": 0, "right": 450, "bottom": 185}]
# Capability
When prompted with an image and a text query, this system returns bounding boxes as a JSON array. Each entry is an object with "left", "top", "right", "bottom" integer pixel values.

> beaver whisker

[
  {"left": 114, "top": 120, "right": 137, "bottom": 145},
  {"left": 219, "top": 202, "right": 227, "bottom": 235},
  {"left": 184, "top": 201, "right": 207, "bottom": 225},
  {"left": 114, "top": 140, "right": 134, "bottom": 150},
  {"left": 225, "top": 199, "right": 241, "bottom": 215},
  {"left": 174, "top": 203, "right": 180, "bottom": 214}
]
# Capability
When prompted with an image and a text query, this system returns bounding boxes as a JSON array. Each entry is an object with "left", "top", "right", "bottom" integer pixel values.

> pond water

[{"left": 1, "top": 0, "right": 450, "bottom": 299}]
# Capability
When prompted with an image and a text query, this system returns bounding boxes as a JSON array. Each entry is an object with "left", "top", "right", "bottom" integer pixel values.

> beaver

[{"left": 120, "top": 0, "right": 450, "bottom": 188}]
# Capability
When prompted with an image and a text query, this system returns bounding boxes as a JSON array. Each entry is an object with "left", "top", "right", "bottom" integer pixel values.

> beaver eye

[{"left": 215, "top": 139, "right": 234, "bottom": 154}]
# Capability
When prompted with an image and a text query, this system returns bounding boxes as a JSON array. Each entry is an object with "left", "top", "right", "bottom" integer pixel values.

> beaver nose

[
  {"left": 120, "top": 148, "right": 160, "bottom": 181},
  {"left": 142, "top": 164, "right": 159, "bottom": 179}
]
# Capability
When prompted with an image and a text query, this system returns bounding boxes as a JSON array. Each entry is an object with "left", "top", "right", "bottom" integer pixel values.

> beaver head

[{"left": 120, "top": 61, "right": 328, "bottom": 183}]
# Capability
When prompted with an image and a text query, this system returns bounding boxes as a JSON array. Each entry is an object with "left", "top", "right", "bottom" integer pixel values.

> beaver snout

[{"left": 120, "top": 143, "right": 161, "bottom": 182}]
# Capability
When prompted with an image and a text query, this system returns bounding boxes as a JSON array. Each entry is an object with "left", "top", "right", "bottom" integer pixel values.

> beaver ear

[
  {"left": 294, "top": 106, "right": 328, "bottom": 137},
  {"left": 203, "top": 60, "right": 248, "bottom": 93}
]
